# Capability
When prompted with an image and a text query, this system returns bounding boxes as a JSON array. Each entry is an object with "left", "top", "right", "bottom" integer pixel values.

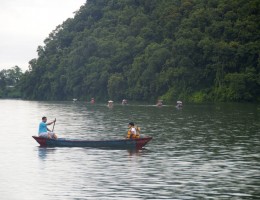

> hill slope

[{"left": 20, "top": 0, "right": 260, "bottom": 102}]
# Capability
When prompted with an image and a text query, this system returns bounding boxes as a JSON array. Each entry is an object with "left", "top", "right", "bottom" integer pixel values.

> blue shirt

[{"left": 39, "top": 122, "right": 47, "bottom": 134}]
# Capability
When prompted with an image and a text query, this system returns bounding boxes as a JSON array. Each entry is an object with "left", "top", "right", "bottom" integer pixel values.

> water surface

[{"left": 0, "top": 100, "right": 259, "bottom": 199}]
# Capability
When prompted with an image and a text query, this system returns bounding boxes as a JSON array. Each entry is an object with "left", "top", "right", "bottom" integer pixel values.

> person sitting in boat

[
  {"left": 156, "top": 100, "right": 163, "bottom": 107},
  {"left": 176, "top": 101, "right": 183, "bottom": 109},
  {"left": 107, "top": 100, "right": 113, "bottom": 108},
  {"left": 127, "top": 122, "right": 140, "bottom": 139},
  {"left": 90, "top": 98, "right": 95, "bottom": 104},
  {"left": 122, "top": 99, "right": 128, "bottom": 105},
  {"left": 38, "top": 117, "right": 58, "bottom": 139}
]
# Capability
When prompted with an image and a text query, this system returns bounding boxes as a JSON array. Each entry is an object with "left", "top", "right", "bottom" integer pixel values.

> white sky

[{"left": 0, "top": 0, "right": 86, "bottom": 71}]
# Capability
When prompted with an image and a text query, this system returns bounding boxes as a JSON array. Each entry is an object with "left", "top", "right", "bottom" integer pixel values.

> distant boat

[
  {"left": 73, "top": 98, "right": 77, "bottom": 102},
  {"left": 32, "top": 136, "right": 152, "bottom": 150}
]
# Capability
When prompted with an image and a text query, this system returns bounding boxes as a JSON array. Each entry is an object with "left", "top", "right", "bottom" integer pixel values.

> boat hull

[{"left": 32, "top": 136, "right": 152, "bottom": 149}]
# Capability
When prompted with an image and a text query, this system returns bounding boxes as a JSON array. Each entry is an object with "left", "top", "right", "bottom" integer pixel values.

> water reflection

[
  {"left": 127, "top": 148, "right": 153, "bottom": 156},
  {"left": 37, "top": 147, "right": 56, "bottom": 161}
]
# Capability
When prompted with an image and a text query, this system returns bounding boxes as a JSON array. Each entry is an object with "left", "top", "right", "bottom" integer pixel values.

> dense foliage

[
  {"left": 20, "top": 0, "right": 260, "bottom": 102},
  {"left": 0, "top": 66, "right": 23, "bottom": 98}
]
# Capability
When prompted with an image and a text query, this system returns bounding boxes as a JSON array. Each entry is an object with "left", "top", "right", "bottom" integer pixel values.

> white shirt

[{"left": 131, "top": 127, "right": 136, "bottom": 135}]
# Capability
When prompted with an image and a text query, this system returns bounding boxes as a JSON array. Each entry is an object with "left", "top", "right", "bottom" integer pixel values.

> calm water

[{"left": 0, "top": 100, "right": 259, "bottom": 199}]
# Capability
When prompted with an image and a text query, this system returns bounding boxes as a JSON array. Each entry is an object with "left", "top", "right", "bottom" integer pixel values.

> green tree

[{"left": 107, "top": 73, "right": 126, "bottom": 100}]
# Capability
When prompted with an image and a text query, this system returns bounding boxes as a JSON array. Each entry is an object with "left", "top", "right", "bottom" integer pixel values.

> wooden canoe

[{"left": 32, "top": 136, "right": 152, "bottom": 149}]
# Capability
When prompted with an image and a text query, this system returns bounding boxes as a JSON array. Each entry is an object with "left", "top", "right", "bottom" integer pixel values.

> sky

[{"left": 0, "top": 0, "right": 86, "bottom": 71}]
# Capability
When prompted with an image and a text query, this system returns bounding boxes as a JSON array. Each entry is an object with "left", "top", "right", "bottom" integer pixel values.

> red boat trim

[
  {"left": 135, "top": 137, "right": 152, "bottom": 149},
  {"left": 32, "top": 136, "right": 47, "bottom": 146}
]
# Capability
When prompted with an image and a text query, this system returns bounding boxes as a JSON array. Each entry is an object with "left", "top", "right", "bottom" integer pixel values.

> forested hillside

[
  {"left": 0, "top": 66, "right": 23, "bottom": 98},
  {"left": 20, "top": 0, "right": 260, "bottom": 102}
]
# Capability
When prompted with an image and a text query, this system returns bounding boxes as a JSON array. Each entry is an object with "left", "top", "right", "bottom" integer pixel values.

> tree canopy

[
  {"left": 0, "top": 66, "right": 23, "bottom": 98},
  {"left": 20, "top": 0, "right": 260, "bottom": 102}
]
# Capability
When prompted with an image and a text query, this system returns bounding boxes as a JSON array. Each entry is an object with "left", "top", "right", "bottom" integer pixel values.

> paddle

[{"left": 52, "top": 118, "right": 56, "bottom": 132}]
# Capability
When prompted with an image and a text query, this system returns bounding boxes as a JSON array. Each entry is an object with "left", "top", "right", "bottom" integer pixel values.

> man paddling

[{"left": 38, "top": 116, "right": 58, "bottom": 139}]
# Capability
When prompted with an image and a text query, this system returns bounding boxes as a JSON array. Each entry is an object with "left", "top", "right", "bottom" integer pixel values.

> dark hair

[
  {"left": 129, "top": 122, "right": 134, "bottom": 126},
  {"left": 42, "top": 116, "right": 47, "bottom": 120}
]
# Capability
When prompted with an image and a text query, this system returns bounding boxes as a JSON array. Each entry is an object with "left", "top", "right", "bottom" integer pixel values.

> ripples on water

[{"left": 0, "top": 100, "right": 259, "bottom": 199}]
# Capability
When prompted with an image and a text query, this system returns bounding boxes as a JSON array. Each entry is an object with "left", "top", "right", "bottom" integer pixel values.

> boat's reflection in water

[
  {"left": 127, "top": 148, "right": 152, "bottom": 156},
  {"left": 37, "top": 146, "right": 151, "bottom": 160},
  {"left": 37, "top": 147, "right": 56, "bottom": 161}
]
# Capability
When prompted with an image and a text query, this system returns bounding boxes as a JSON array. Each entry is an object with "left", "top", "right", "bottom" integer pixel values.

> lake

[{"left": 0, "top": 99, "right": 259, "bottom": 199}]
